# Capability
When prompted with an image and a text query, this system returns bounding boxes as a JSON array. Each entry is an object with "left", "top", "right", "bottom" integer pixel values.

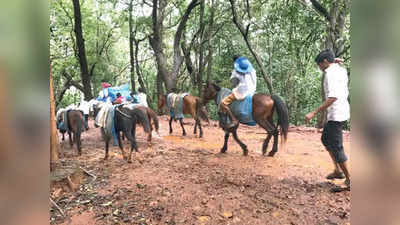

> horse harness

[{"left": 115, "top": 107, "right": 133, "bottom": 120}]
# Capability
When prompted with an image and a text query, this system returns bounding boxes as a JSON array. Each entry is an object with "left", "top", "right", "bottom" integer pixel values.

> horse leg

[
  {"left": 169, "top": 117, "right": 173, "bottom": 134},
  {"left": 76, "top": 131, "right": 82, "bottom": 156},
  {"left": 193, "top": 118, "right": 197, "bottom": 134},
  {"left": 62, "top": 132, "right": 65, "bottom": 141},
  {"left": 68, "top": 131, "right": 73, "bottom": 147},
  {"left": 198, "top": 118, "right": 203, "bottom": 138},
  {"left": 232, "top": 130, "right": 248, "bottom": 156},
  {"left": 220, "top": 132, "right": 230, "bottom": 153},
  {"left": 102, "top": 128, "right": 109, "bottom": 160},
  {"left": 262, "top": 134, "right": 273, "bottom": 156},
  {"left": 268, "top": 130, "right": 279, "bottom": 157},
  {"left": 116, "top": 131, "right": 127, "bottom": 161},
  {"left": 104, "top": 138, "right": 110, "bottom": 160},
  {"left": 256, "top": 118, "right": 276, "bottom": 156},
  {"left": 124, "top": 125, "right": 138, "bottom": 164},
  {"left": 179, "top": 118, "right": 186, "bottom": 136}
]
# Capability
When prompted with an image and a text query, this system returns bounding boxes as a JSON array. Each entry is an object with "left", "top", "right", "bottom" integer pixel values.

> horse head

[{"left": 202, "top": 81, "right": 220, "bottom": 103}]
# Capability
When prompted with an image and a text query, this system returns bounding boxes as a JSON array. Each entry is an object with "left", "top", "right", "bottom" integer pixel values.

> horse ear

[{"left": 212, "top": 83, "right": 221, "bottom": 92}]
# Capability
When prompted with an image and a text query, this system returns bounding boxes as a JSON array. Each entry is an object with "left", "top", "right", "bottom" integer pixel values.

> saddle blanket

[
  {"left": 167, "top": 93, "right": 188, "bottom": 119},
  {"left": 95, "top": 103, "right": 118, "bottom": 145},
  {"left": 216, "top": 88, "right": 256, "bottom": 126}
]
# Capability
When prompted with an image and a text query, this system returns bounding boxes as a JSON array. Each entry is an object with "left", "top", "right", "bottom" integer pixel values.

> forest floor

[{"left": 50, "top": 116, "right": 350, "bottom": 225}]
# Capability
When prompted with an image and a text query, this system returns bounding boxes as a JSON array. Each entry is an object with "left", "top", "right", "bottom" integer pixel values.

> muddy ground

[{"left": 50, "top": 116, "right": 350, "bottom": 225}]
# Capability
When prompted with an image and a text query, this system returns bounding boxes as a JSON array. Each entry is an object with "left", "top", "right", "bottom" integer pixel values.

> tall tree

[
  {"left": 196, "top": 0, "right": 206, "bottom": 96},
  {"left": 150, "top": 0, "right": 200, "bottom": 92},
  {"left": 128, "top": 0, "right": 136, "bottom": 92},
  {"left": 72, "top": 0, "right": 93, "bottom": 100},
  {"left": 50, "top": 65, "right": 59, "bottom": 171},
  {"left": 206, "top": 0, "right": 215, "bottom": 83},
  {"left": 309, "top": 0, "right": 350, "bottom": 128},
  {"left": 229, "top": 0, "right": 274, "bottom": 94}
]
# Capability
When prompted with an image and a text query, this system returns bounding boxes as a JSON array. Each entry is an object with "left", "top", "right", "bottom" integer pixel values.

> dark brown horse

[
  {"left": 202, "top": 82, "right": 289, "bottom": 156},
  {"left": 122, "top": 105, "right": 159, "bottom": 144},
  {"left": 65, "top": 110, "right": 85, "bottom": 155},
  {"left": 95, "top": 104, "right": 152, "bottom": 163},
  {"left": 158, "top": 94, "right": 209, "bottom": 138}
]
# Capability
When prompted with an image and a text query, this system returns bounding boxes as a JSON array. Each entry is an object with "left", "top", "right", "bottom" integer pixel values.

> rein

[{"left": 115, "top": 107, "right": 132, "bottom": 119}]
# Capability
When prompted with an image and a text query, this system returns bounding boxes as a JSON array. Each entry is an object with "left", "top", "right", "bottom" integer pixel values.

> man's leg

[
  {"left": 326, "top": 121, "right": 350, "bottom": 191},
  {"left": 219, "top": 93, "right": 238, "bottom": 128},
  {"left": 326, "top": 151, "right": 345, "bottom": 179},
  {"left": 322, "top": 122, "right": 345, "bottom": 179},
  {"left": 339, "top": 161, "right": 350, "bottom": 187}
]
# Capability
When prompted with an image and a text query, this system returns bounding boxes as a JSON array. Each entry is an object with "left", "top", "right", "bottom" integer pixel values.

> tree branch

[
  {"left": 172, "top": 0, "right": 200, "bottom": 77},
  {"left": 310, "top": 0, "right": 331, "bottom": 21}
]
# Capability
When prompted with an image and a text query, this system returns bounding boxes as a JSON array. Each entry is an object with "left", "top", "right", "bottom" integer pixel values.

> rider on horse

[{"left": 219, "top": 55, "right": 257, "bottom": 129}]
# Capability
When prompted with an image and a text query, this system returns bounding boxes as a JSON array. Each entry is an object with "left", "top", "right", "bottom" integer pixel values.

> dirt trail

[{"left": 51, "top": 116, "right": 350, "bottom": 225}]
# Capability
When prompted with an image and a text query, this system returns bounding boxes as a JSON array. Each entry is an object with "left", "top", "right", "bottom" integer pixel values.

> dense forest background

[{"left": 50, "top": 0, "right": 350, "bottom": 127}]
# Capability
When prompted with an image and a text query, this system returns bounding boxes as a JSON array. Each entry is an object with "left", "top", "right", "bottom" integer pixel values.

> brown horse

[
  {"left": 158, "top": 94, "right": 209, "bottom": 138},
  {"left": 202, "top": 82, "right": 289, "bottom": 156},
  {"left": 66, "top": 110, "right": 85, "bottom": 155}
]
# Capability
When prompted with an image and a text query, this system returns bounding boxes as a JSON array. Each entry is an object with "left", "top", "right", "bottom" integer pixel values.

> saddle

[{"left": 217, "top": 88, "right": 256, "bottom": 126}]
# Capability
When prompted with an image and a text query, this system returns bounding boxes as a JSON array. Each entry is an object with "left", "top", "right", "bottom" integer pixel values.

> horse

[
  {"left": 202, "top": 82, "right": 289, "bottom": 156},
  {"left": 157, "top": 93, "right": 209, "bottom": 138},
  {"left": 93, "top": 102, "right": 159, "bottom": 144},
  {"left": 95, "top": 104, "right": 152, "bottom": 163},
  {"left": 59, "top": 110, "right": 85, "bottom": 155}
]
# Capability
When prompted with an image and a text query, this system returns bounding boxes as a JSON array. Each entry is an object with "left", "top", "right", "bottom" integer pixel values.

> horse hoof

[
  {"left": 243, "top": 150, "right": 248, "bottom": 156},
  {"left": 268, "top": 151, "right": 276, "bottom": 157},
  {"left": 127, "top": 160, "right": 132, "bottom": 163},
  {"left": 220, "top": 148, "right": 227, "bottom": 153}
]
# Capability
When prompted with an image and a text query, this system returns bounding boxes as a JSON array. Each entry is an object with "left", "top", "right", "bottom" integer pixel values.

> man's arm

[
  {"left": 305, "top": 97, "right": 337, "bottom": 122},
  {"left": 231, "top": 77, "right": 239, "bottom": 88}
]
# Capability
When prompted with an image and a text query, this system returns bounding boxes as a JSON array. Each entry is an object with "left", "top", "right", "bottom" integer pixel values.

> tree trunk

[
  {"left": 150, "top": 0, "right": 199, "bottom": 92},
  {"left": 50, "top": 65, "right": 59, "bottom": 171},
  {"left": 135, "top": 39, "right": 147, "bottom": 93},
  {"left": 229, "top": 0, "right": 273, "bottom": 94},
  {"left": 206, "top": 0, "right": 215, "bottom": 83},
  {"left": 197, "top": 0, "right": 205, "bottom": 96},
  {"left": 128, "top": 0, "right": 136, "bottom": 92},
  {"left": 72, "top": 0, "right": 93, "bottom": 100}
]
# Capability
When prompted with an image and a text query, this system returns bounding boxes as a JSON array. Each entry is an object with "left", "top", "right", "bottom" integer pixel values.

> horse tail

[
  {"left": 147, "top": 107, "right": 159, "bottom": 133},
  {"left": 271, "top": 95, "right": 289, "bottom": 142},
  {"left": 132, "top": 108, "right": 151, "bottom": 134},
  {"left": 70, "top": 111, "right": 84, "bottom": 150},
  {"left": 196, "top": 98, "right": 209, "bottom": 122}
]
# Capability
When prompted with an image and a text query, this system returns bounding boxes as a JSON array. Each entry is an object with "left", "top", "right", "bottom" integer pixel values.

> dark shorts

[{"left": 321, "top": 121, "right": 348, "bottom": 163}]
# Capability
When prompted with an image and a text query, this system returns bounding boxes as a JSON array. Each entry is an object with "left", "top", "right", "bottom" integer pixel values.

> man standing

[
  {"left": 219, "top": 55, "right": 257, "bottom": 129},
  {"left": 305, "top": 49, "right": 350, "bottom": 191},
  {"left": 137, "top": 87, "right": 149, "bottom": 107}
]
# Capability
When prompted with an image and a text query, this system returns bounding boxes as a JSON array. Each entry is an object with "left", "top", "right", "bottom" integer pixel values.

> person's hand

[
  {"left": 305, "top": 111, "right": 316, "bottom": 123},
  {"left": 334, "top": 58, "right": 343, "bottom": 64}
]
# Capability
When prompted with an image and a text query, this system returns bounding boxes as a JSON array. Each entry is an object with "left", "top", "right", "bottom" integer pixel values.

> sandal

[{"left": 326, "top": 171, "right": 345, "bottom": 180}]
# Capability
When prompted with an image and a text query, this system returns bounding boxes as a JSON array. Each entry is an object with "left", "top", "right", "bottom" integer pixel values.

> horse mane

[
  {"left": 131, "top": 107, "right": 151, "bottom": 133},
  {"left": 212, "top": 83, "right": 221, "bottom": 92}
]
